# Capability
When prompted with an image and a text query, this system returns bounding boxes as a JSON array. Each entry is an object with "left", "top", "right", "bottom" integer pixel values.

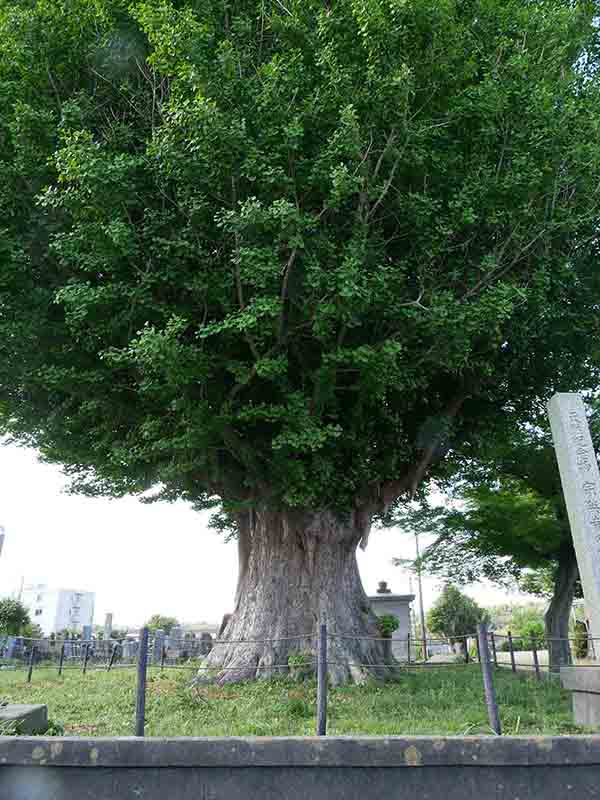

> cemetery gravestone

[
  {"left": 169, "top": 626, "right": 184, "bottom": 658},
  {"left": 199, "top": 633, "right": 213, "bottom": 656},
  {"left": 152, "top": 630, "right": 165, "bottom": 664}
]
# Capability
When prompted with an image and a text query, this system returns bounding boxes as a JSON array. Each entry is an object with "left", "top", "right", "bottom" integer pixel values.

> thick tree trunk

[
  {"left": 201, "top": 508, "right": 393, "bottom": 685},
  {"left": 545, "top": 548, "right": 579, "bottom": 673}
]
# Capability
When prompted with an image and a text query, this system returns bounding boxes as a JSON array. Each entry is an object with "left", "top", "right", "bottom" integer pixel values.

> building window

[
  {"left": 36, "top": 594, "right": 43, "bottom": 602},
  {"left": 35, "top": 609, "right": 42, "bottom": 616}
]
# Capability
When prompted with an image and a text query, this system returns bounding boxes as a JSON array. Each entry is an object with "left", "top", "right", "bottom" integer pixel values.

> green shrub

[
  {"left": 288, "top": 651, "right": 316, "bottom": 681},
  {"left": 377, "top": 615, "right": 400, "bottom": 638}
]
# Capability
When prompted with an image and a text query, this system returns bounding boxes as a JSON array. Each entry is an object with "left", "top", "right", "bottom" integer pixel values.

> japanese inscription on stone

[
  {"left": 568, "top": 408, "right": 600, "bottom": 533},
  {"left": 548, "top": 393, "right": 600, "bottom": 645}
]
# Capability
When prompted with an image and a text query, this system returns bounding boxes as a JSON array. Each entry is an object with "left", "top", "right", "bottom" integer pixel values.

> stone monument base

[
  {"left": 561, "top": 667, "right": 600, "bottom": 728},
  {"left": 0, "top": 704, "right": 48, "bottom": 734}
]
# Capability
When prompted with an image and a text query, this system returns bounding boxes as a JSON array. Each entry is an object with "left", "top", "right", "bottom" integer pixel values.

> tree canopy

[
  {"left": 426, "top": 584, "right": 488, "bottom": 644},
  {"left": 146, "top": 614, "right": 179, "bottom": 634},
  {"left": 0, "top": 0, "right": 600, "bottom": 519},
  {"left": 0, "top": 599, "right": 31, "bottom": 636}
]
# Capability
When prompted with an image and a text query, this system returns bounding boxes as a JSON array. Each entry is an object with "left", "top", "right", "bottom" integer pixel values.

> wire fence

[{"left": 1, "top": 624, "right": 597, "bottom": 736}]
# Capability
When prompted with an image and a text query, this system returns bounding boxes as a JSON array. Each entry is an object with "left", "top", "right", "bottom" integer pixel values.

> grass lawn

[{"left": 0, "top": 664, "right": 585, "bottom": 737}]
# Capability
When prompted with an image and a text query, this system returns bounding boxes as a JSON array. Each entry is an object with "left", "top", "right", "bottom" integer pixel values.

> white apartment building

[{"left": 21, "top": 584, "right": 95, "bottom": 635}]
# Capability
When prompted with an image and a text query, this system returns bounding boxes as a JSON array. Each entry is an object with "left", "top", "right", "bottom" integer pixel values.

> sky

[{"left": 0, "top": 440, "right": 534, "bottom": 629}]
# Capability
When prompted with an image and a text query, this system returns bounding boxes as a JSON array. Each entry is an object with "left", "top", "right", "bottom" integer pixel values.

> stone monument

[
  {"left": 547, "top": 393, "right": 600, "bottom": 642},
  {"left": 548, "top": 392, "right": 600, "bottom": 726}
]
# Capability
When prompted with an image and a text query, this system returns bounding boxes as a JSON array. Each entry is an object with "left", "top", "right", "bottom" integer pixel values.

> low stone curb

[{"left": 1, "top": 735, "right": 600, "bottom": 768}]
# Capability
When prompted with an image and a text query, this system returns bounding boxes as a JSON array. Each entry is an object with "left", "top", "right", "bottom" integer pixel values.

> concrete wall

[
  {"left": 1, "top": 736, "right": 599, "bottom": 800},
  {"left": 368, "top": 594, "right": 414, "bottom": 660}
]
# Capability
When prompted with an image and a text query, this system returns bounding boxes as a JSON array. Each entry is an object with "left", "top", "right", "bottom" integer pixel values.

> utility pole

[{"left": 414, "top": 532, "right": 428, "bottom": 661}]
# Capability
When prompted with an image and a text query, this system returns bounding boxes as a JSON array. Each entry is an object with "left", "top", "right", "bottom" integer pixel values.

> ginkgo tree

[{"left": 1, "top": 0, "right": 600, "bottom": 683}]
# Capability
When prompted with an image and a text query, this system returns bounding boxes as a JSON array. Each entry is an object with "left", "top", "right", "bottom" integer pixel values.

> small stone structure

[
  {"left": 0, "top": 705, "right": 47, "bottom": 734},
  {"left": 1, "top": 736, "right": 600, "bottom": 799},
  {"left": 561, "top": 666, "right": 600, "bottom": 727},
  {"left": 368, "top": 583, "right": 415, "bottom": 660}
]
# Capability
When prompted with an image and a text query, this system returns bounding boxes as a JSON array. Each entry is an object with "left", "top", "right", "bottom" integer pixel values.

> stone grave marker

[
  {"left": 152, "top": 629, "right": 165, "bottom": 664},
  {"left": 199, "top": 632, "right": 213, "bottom": 656}
]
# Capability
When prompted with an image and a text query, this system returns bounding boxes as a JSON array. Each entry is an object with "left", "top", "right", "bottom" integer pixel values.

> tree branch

[
  {"left": 278, "top": 248, "right": 298, "bottom": 344},
  {"left": 408, "top": 393, "right": 467, "bottom": 496}
]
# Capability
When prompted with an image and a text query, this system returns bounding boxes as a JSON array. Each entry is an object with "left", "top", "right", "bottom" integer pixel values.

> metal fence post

[
  {"left": 107, "top": 643, "right": 119, "bottom": 672},
  {"left": 464, "top": 638, "right": 470, "bottom": 664},
  {"left": 160, "top": 646, "right": 166, "bottom": 670},
  {"left": 475, "top": 634, "right": 481, "bottom": 663},
  {"left": 477, "top": 624, "right": 502, "bottom": 735},
  {"left": 135, "top": 627, "right": 149, "bottom": 737},
  {"left": 531, "top": 637, "right": 541, "bottom": 681},
  {"left": 27, "top": 645, "right": 36, "bottom": 684},
  {"left": 82, "top": 643, "right": 90, "bottom": 674},
  {"left": 316, "top": 616, "right": 328, "bottom": 736},
  {"left": 58, "top": 642, "right": 66, "bottom": 676},
  {"left": 507, "top": 630, "right": 517, "bottom": 673},
  {"left": 407, "top": 631, "right": 411, "bottom": 664},
  {"left": 490, "top": 632, "right": 498, "bottom": 668}
]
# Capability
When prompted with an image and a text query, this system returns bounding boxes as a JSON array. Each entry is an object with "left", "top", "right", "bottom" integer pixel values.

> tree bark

[
  {"left": 545, "top": 547, "right": 579, "bottom": 673},
  {"left": 201, "top": 507, "right": 393, "bottom": 685}
]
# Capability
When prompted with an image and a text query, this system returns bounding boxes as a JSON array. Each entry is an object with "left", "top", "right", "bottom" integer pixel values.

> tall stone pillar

[{"left": 548, "top": 393, "right": 600, "bottom": 644}]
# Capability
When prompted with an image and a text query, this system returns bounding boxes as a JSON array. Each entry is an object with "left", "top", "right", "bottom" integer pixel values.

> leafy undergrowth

[{"left": 0, "top": 664, "right": 585, "bottom": 737}]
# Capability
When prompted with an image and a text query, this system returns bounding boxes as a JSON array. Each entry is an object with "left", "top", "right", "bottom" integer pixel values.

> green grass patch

[{"left": 0, "top": 664, "right": 585, "bottom": 737}]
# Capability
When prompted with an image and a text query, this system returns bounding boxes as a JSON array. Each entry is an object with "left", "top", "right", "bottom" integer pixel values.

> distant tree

[
  {"left": 426, "top": 585, "right": 488, "bottom": 653},
  {"left": 146, "top": 615, "right": 178, "bottom": 635},
  {"left": 56, "top": 628, "right": 81, "bottom": 640},
  {"left": 0, "top": 599, "right": 30, "bottom": 636},
  {"left": 505, "top": 606, "right": 545, "bottom": 651},
  {"left": 21, "top": 622, "right": 44, "bottom": 640}
]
